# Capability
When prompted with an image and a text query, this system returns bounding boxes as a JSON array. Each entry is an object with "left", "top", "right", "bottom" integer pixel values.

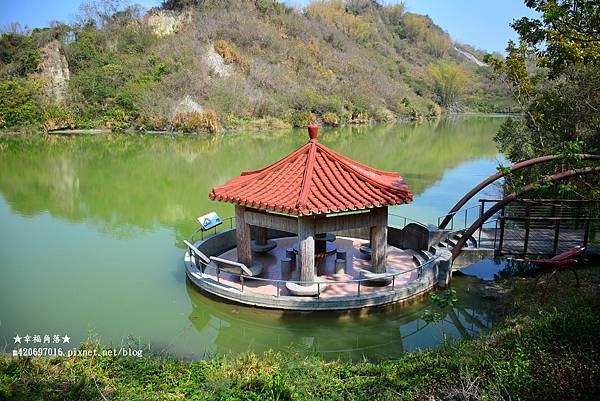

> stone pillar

[
  {"left": 371, "top": 207, "right": 388, "bottom": 273},
  {"left": 298, "top": 216, "right": 315, "bottom": 284},
  {"left": 235, "top": 205, "right": 253, "bottom": 266},
  {"left": 255, "top": 226, "right": 268, "bottom": 246},
  {"left": 436, "top": 248, "right": 453, "bottom": 288}
]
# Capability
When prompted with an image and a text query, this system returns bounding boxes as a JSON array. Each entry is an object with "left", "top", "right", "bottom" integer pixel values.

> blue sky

[{"left": 0, "top": 0, "right": 538, "bottom": 53}]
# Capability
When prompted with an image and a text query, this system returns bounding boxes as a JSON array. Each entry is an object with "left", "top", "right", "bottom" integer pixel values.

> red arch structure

[
  {"left": 439, "top": 154, "right": 600, "bottom": 229},
  {"left": 452, "top": 165, "right": 600, "bottom": 260}
]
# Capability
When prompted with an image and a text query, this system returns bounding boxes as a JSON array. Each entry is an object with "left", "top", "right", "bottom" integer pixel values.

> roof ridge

[
  {"left": 212, "top": 144, "right": 310, "bottom": 193},
  {"left": 315, "top": 143, "right": 407, "bottom": 192},
  {"left": 295, "top": 140, "right": 318, "bottom": 213},
  {"left": 209, "top": 127, "right": 413, "bottom": 216}
]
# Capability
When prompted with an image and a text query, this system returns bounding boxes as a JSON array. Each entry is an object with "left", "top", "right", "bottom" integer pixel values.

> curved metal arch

[
  {"left": 452, "top": 166, "right": 600, "bottom": 260},
  {"left": 439, "top": 154, "right": 600, "bottom": 229}
]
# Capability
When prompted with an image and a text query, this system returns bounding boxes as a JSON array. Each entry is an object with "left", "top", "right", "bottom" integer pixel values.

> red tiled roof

[{"left": 209, "top": 126, "right": 413, "bottom": 216}]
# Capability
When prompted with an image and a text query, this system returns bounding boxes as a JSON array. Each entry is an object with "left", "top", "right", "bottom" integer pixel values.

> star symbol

[
  {"left": 62, "top": 334, "right": 71, "bottom": 343},
  {"left": 13, "top": 334, "right": 22, "bottom": 344}
]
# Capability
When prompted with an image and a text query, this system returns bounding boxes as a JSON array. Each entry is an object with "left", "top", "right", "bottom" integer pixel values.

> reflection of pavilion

[{"left": 184, "top": 280, "right": 493, "bottom": 360}]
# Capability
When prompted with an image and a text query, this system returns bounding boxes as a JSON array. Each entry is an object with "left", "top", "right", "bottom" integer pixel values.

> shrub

[
  {"left": 42, "top": 106, "right": 77, "bottom": 131},
  {"left": 346, "top": 111, "right": 369, "bottom": 124},
  {"left": 0, "top": 79, "right": 42, "bottom": 128},
  {"left": 136, "top": 112, "right": 169, "bottom": 131},
  {"left": 321, "top": 112, "right": 339, "bottom": 126},
  {"left": 306, "top": 0, "right": 373, "bottom": 42},
  {"left": 427, "top": 102, "right": 442, "bottom": 118},
  {"left": 209, "top": 79, "right": 251, "bottom": 117},
  {"left": 429, "top": 62, "right": 469, "bottom": 110},
  {"left": 0, "top": 32, "right": 41, "bottom": 76},
  {"left": 214, "top": 39, "right": 250, "bottom": 73},
  {"left": 103, "top": 109, "right": 131, "bottom": 131},
  {"left": 172, "top": 110, "right": 218, "bottom": 133},
  {"left": 287, "top": 111, "right": 317, "bottom": 127},
  {"left": 255, "top": 0, "right": 286, "bottom": 16},
  {"left": 372, "top": 107, "right": 394, "bottom": 123}
]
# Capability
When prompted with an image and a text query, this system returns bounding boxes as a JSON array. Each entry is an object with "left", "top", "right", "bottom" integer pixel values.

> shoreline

[{"left": 0, "top": 112, "right": 519, "bottom": 137}]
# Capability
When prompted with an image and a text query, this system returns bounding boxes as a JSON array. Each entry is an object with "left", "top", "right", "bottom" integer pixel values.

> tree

[
  {"left": 512, "top": 0, "right": 600, "bottom": 77},
  {"left": 428, "top": 62, "right": 468, "bottom": 110},
  {"left": 486, "top": 0, "right": 600, "bottom": 197}
]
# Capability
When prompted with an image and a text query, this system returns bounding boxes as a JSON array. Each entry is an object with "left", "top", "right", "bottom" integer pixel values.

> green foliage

[
  {"left": 0, "top": 0, "right": 510, "bottom": 132},
  {"left": 421, "top": 288, "right": 457, "bottom": 323},
  {"left": 513, "top": 0, "right": 600, "bottom": 78},
  {"left": 488, "top": 0, "right": 600, "bottom": 197},
  {"left": 321, "top": 111, "right": 339, "bottom": 126},
  {"left": 428, "top": 62, "right": 469, "bottom": 110},
  {"left": 1, "top": 269, "right": 599, "bottom": 400},
  {"left": 102, "top": 108, "right": 131, "bottom": 131},
  {"left": 0, "top": 33, "right": 40, "bottom": 76},
  {"left": 172, "top": 110, "right": 218, "bottom": 132},
  {"left": 41, "top": 105, "right": 78, "bottom": 131},
  {"left": 161, "top": 0, "right": 202, "bottom": 10},
  {"left": 0, "top": 79, "right": 42, "bottom": 128}
]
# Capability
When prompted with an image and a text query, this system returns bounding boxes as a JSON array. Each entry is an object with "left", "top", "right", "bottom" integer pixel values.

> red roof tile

[{"left": 209, "top": 125, "right": 413, "bottom": 216}]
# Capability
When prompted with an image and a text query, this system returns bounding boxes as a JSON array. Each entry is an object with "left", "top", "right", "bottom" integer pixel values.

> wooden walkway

[{"left": 479, "top": 227, "right": 599, "bottom": 256}]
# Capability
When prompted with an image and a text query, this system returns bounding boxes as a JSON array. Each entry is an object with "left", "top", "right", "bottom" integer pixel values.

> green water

[{"left": 0, "top": 116, "right": 506, "bottom": 360}]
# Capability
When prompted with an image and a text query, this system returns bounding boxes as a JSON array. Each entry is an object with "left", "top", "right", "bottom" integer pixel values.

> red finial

[{"left": 308, "top": 123, "right": 318, "bottom": 141}]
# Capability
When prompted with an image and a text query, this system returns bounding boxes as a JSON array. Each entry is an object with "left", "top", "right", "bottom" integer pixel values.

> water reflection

[
  {"left": 0, "top": 117, "right": 506, "bottom": 360},
  {"left": 184, "top": 275, "right": 500, "bottom": 361},
  {"left": 0, "top": 117, "right": 503, "bottom": 244}
]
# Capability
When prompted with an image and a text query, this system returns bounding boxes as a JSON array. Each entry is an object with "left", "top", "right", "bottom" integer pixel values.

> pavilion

[{"left": 209, "top": 124, "right": 413, "bottom": 291}]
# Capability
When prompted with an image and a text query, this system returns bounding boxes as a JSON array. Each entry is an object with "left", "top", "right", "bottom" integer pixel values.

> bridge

[{"left": 395, "top": 154, "right": 600, "bottom": 269}]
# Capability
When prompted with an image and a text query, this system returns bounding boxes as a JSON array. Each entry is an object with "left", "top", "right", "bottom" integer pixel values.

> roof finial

[{"left": 308, "top": 122, "right": 318, "bottom": 142}]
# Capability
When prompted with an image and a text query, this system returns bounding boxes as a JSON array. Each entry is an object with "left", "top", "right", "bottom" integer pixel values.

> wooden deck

[{"left": 479, "top": 227, "right": 599, "bottom": 255}]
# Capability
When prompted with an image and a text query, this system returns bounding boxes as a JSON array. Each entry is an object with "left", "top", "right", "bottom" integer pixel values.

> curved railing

[
  {"left": 388, "top": 212, "right": 428, "bottom": 228},
  {"left": 185, "top": 247, "right": 439, "bottom": 299},
  {"left": 439, "top": 154, "right": 600, "bottom": 229},
  {"left": 451, "top": 165, "right": 600, "bottom": 259}
]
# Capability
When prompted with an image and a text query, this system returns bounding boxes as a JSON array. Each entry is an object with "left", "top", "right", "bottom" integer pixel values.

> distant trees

[
  {"left": 403, "top": 13, "right": 451, "bottom": 57},
  {"left": 161, "top": 0, "right": 202, "bottom": 11},
  {"left": 428, "top": 62, "right": 468, "bottom": 110},
  {"left": 487, "top": 0, "right": 600, "bottom": 162},
  {"left": 305, "top": 0, "right": 373, "bottom": 42},
  {"left": 0, "top": 0, "right": 509, "bottom": 131},
  {"left": 486, "top": 0, "right": 600, "bottom": 198}
]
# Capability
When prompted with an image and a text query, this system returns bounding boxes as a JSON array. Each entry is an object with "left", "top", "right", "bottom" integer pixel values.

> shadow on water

[{"left": 184, "top": 274, "right": 503, "bottom": 361}]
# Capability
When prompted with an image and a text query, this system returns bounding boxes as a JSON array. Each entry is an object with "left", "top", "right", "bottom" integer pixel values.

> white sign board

[{"left": 197, "top": 212, "right": 222, "bottom": 231}]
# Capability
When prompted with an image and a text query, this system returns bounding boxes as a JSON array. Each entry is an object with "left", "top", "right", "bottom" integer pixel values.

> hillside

[{"left": 0, "top": 0, "right": 513, "bottom": 133}]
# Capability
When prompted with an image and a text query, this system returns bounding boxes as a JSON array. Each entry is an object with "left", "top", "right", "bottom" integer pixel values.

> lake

[{"left": 0, "top": 116, "right": 507, "bottom": 360}]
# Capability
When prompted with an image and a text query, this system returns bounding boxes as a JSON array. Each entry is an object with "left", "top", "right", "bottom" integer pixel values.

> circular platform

[{"left": 184, "top": 230, "right": 441, "bottom": 311}]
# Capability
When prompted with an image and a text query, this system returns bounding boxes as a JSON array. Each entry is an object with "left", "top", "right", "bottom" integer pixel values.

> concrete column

[
  {"left": 371, "top": 207, "right": 388, "bottom": 273},
  {"left": 255, "top": 226, "right": 267, "bottom": 246},
  {"left": 235, "top": 205, "right": 253, "bottom": 266},
  {"left": 436, "top": 248, "right": 453, "bottom": 288},
  {"left": 298, "top": 216, "right": 315, "bottom": 284}
]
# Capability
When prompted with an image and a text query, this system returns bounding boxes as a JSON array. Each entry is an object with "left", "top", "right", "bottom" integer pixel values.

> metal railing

[
  {"left": 189, "top": 216, "right": 236, "bottom": 243},
  {"left": 388, "top": 212, "right": 427, "bottom": 229},
  {"left": 436, "top": 204, "right": 482, "bottom": 231},
  {"left": 497, "top": 215, "right": 600, "bottom": 255},
  {"left": 186, "top": 246, "right": 439, "bottom": 299}
]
